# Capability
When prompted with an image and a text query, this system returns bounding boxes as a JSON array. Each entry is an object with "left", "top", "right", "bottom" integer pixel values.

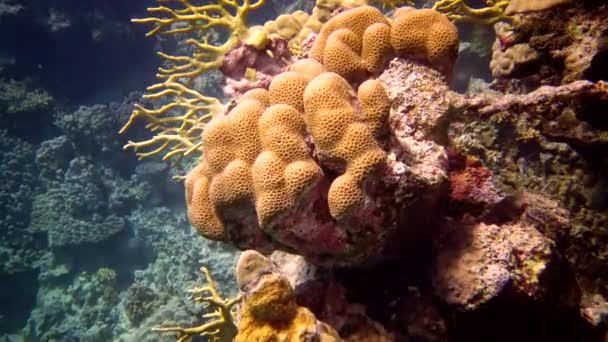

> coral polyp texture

[
  {"left": 308, "top": 5, "right": 458, "bottom": 79},
  {"left": 174, "top": 4, "right": 460, "bottom": 264},
  {"left": 308, "top": 6, "right": 392, "bottom": 80},
  {"left": 390, "top": 7, "right": 459, "bottom": 75},
  {"left": 185, "top": 69, "right": 391, "bottom": 262}
]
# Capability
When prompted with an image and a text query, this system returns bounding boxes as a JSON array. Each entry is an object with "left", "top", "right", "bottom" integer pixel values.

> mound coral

[
  {"left": 303, "top": 73, "right": 387, "bottom": 219},
  {"left": 126, "top": 1, "right": 458, "bottom": 263},
  {"left": 309, "top": 6, "right": 392, "bottom": 80},
  {"left": 185, "top": 66, "right": 391, "bottom": 261},
  {"left": 309, "top": 5, "right": 458, "bottom": 80},
  {"left": 173, "top": 3, "right": 460, "bottom": 264},
  {"left": 391, "top": 7, "right": 459, "bottom": 76}
]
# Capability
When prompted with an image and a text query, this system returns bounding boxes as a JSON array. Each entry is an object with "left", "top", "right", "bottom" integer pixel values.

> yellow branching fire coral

[
  {"left": 505, "top": 0, "right": 573, "bottom": 14},
  {"left": 431, "top": 0, "right": 512, "bottom": 25},
  {"left": 120, "top": 0, "right": 264, "bottom": 160},
  {"left": 152, "top": 267, "right": 241, "bottom": 342},
  {"left": 121, "top": 0, "right": 431, "bottom": 161}
]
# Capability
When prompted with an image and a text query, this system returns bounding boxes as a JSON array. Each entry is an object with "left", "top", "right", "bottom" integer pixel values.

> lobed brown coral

[
  {"left": 303, "top": 73, "right": 387, "bottom": 219},
  {"left": 179, "top": 4, "right": 464, "bottom": 264},
  {"left": 309, "top": 6, "right": 392, "bottom": 80},
  {"left": 309, "top": 5, "right": 458, "bottom": 80},
  {"left": 184, "top": 62, "right": 393, "bottom": 261},
  {"left": 391, "top": 7, "right": 459, "bottom": 76}
]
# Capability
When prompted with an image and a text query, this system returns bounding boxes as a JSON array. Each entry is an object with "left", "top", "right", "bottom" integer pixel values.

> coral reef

[
  {"left": 0, "top": 78, "right": 52, "bottom": 114},
  {"left": 25, "top": 267, "right": 120, "bottom": 341},
  {"left": 11, "top": 0, "right": 604, "bottom": 341},
  {"left": 491, "top": 2, "right": 608, "bottom": 89},
  {"left": 0, "top": 86, "right": 240, "bottom": 340},
  {"left": 121, "top": 2, "right": 456, "bottom": 161},
  {"left": 29, "top": 156, "right": 127, "bottom": 247},
  {"left": 435, "top": 191, "right": 571, "bottom": 309},
  {"left": 54, "top": 105, "right": 124, "bottom": 157},
  {"left": 448, "top": 79, "right": 608, "bottom": 327},
  {"left": 123, "top": 283, "right": 161, "bottom": 326},
  {"left": 0, "top": 130, "right": 43, "bottom": 275},
  {"left": 177, "top": 3, "right": 460, "bottom": 264}
]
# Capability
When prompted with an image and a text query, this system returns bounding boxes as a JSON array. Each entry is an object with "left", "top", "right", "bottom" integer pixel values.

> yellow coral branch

[
  {"left": 152, "top": 267, "right": 241, "bottom": 342},
  {"left": 432, "top": 0, "right": 513, "bottom": 25},
  {"left": 122, "top": 0, "right": 263, "bottom": 160},
  {"left": 369, "top": 0, "right": 414, "bottom": 9}
]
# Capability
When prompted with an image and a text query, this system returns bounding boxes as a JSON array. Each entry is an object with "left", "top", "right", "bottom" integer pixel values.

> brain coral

[
  {"left": 309, "top": 6, "right": 392, "bottom": 80},
  {"left": 183, "top": 6, "right": 457, "bottom": 264},
  {"left": 303, "top": 72, "right": 387, "bottom": 218},
  {"left": 252, "top": 104, "right": 322, "bottom": 226},
  {"left": 185, "top": 66, "right": 391, "bottom": 262},
  {"left": 390, "top": 8, "right": 458, "bottom": 76}
]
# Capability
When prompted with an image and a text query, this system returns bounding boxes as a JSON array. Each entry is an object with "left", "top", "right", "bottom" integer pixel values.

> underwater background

[{"left": 0, "top": 0, "right": 606, "bottom": 341}]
